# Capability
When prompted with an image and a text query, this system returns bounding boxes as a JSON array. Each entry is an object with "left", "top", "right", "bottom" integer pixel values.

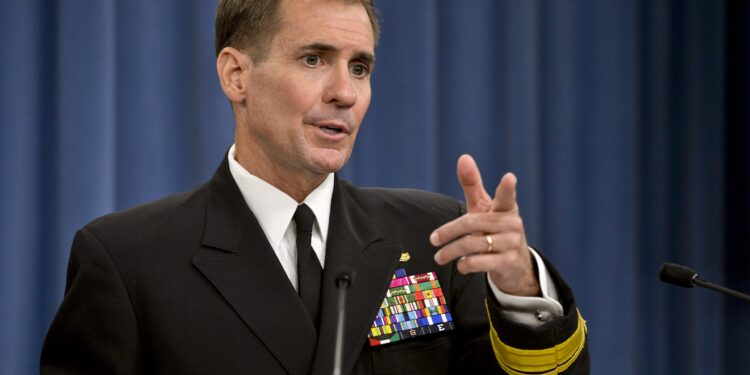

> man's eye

[
  {"left": 350, "top": 64, "right": 369, "bottom": 77},
  {"left": 303, "top": 55, "right": 321, "bottom": 66}
]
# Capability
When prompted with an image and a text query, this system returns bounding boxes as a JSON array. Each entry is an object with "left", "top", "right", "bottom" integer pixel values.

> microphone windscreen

[
  {"left": 659, "top": 262, "right": 698, "bottom": 288},
  {"left": 335, "top": 267, "right": 355, "bottom": 288}
]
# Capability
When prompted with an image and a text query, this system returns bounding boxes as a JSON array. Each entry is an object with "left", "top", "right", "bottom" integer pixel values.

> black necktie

[{"left": 293, "top": 204, "right": 323, "bottom": 329}]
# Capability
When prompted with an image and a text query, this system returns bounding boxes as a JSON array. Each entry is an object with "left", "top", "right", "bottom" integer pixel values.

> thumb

[
  {"left": 490, "top": 172, "right": 518, "bottom": 212},
  {"left": 457, "top": 154, "right": 492, "bottom": 213}
]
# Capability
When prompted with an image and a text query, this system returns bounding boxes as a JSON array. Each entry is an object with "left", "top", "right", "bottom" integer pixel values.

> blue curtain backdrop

[{"left": 1, "top": 1, "right": 748, "bottom": 374}]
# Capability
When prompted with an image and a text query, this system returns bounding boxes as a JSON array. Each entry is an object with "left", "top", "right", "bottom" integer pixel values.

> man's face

[{"left": 235, "top": 0, "right": 374, "bottom": 185}]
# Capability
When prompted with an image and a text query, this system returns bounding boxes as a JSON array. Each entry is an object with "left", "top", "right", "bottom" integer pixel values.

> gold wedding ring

[{"left": 485, "top": 235, "right": 494, "bottom": 253}]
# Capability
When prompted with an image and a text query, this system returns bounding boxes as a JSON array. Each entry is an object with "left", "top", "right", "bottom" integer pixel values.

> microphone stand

[{"left": 333, "top": 273, "right": 352, "bottom": 375}]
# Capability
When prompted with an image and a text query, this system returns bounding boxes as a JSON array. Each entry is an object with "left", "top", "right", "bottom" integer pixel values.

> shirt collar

[{"left": 226, "top": 144, "right": 333, "bottom": 250}]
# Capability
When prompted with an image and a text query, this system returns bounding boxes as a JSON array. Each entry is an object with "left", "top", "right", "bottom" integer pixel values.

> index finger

[{"left": 457, "top": 154, "right": 492, "bottom": 213}]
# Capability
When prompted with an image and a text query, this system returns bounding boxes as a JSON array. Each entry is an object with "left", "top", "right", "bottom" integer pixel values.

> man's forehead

[
  {"left": 272, "top": 0, "right": 375, "bottom": 62},
  {"left": 276, "top": 0, "right": 374, "bottom": 49}
]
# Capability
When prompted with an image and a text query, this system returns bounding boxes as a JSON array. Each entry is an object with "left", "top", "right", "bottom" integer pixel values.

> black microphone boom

[{"left": 659, "top": 262, "right": 750, "bottom": 303}]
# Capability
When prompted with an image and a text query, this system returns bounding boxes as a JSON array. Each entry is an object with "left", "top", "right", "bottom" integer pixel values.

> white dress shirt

[
  {"left": 227, "top": 145, "right": 333, "bottom": 291},
  {"left": 227, "top": 144, "right": 563, "bottom": 326}
]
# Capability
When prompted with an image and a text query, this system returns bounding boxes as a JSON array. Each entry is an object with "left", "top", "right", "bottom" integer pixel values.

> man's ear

[{"left": 216, "top": 47, "right": 252, "bottom": 103}]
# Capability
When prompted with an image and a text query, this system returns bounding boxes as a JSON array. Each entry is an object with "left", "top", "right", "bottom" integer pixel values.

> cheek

[
  {"left": 276, "top": 74, "right": 321, "bottom": 116},
  {"left": 255, "top": 70, "right": 318, "bottom": 118},
  {"left": 353, "top": 85, "right": 372, "bottom": 122}
]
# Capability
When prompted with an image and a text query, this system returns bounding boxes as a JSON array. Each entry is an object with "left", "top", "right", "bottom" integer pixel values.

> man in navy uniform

[{"left": 41, "top": 1, "right": 589, "bottom": 373}]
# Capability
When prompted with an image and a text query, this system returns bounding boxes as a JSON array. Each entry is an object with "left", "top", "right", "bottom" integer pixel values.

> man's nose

[{"left": 322, "top": 65, "right": 357, "bottom": 108}]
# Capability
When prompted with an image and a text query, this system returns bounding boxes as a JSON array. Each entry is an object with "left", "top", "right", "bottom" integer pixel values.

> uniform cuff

[{"left": 487, "top": 247, "right": 564, "bottom": 327}]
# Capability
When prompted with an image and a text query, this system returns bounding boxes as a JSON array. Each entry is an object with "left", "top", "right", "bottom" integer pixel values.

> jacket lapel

[
  {"left": 191, "top": 159, "right": 317, "bottom": 375},
  {"left": 311, "top": 178, "right": 402, "bottom": 375}
]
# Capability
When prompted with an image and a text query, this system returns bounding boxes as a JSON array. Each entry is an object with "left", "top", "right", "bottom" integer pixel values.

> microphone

[
  {"left": 333, "top": 269, "right": 354, "bottom": 375},
  {"left": 659, "top": 262, "right": 750, "bottom": 303},
  {"left": 659, "top": 262, "right": 699, "bottom": 288}
]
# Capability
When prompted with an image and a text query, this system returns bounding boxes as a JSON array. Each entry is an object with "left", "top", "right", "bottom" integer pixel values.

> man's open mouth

[
  {"left": 314, "top": 122, "right": 348, "bottom": 135},
  {"left": 320, "top": 125, "right": 343, "bottom": 134}
]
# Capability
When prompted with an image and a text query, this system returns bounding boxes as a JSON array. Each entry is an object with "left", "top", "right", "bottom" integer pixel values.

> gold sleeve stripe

[{"left": 485, "top": 302, "right": 587, "bottom": 375}]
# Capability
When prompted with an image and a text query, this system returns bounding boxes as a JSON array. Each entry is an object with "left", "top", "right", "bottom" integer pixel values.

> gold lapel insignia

[{"left": 399, "top": 251, "right": 411, "bottom": 262}]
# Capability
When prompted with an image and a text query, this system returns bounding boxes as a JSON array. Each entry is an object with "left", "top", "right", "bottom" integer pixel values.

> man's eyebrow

[
  {"left": 299, "top": 43, "right": 376, "bottom": 66},
  {"left": 356, "top": 51, "right": 376, "bottom": 67}
]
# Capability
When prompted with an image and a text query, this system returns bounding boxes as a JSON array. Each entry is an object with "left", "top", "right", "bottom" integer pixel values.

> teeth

[{"left": 321, "top": 126, "right": 341, "bottom": 134}]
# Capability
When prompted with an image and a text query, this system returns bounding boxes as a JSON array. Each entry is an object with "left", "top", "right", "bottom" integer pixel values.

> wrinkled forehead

[{"left": 275, "top": 0, "right": 375, "bottom": 52}]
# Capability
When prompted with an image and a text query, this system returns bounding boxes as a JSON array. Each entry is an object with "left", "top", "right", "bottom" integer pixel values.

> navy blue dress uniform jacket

[{"left": 41, "top": 157, "right": 589, "bottom": 374}]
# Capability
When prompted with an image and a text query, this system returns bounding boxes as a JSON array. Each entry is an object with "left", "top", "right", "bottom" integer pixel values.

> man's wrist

[{"left": 486, "top": 247, "right": 564, "bottom": 326}]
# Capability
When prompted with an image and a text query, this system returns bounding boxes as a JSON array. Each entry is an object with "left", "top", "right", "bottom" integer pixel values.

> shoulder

[
  {"left": 82, "top": 183, "right": 209, "bottom": 249},
  {"left": 339, "top": 180, "right": 464, "bottom": 226}
]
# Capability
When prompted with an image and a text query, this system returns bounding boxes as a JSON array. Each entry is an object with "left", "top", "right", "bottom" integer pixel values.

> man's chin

[{"left": 308, "top": 150, "right": 350, "bottom": 174}]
